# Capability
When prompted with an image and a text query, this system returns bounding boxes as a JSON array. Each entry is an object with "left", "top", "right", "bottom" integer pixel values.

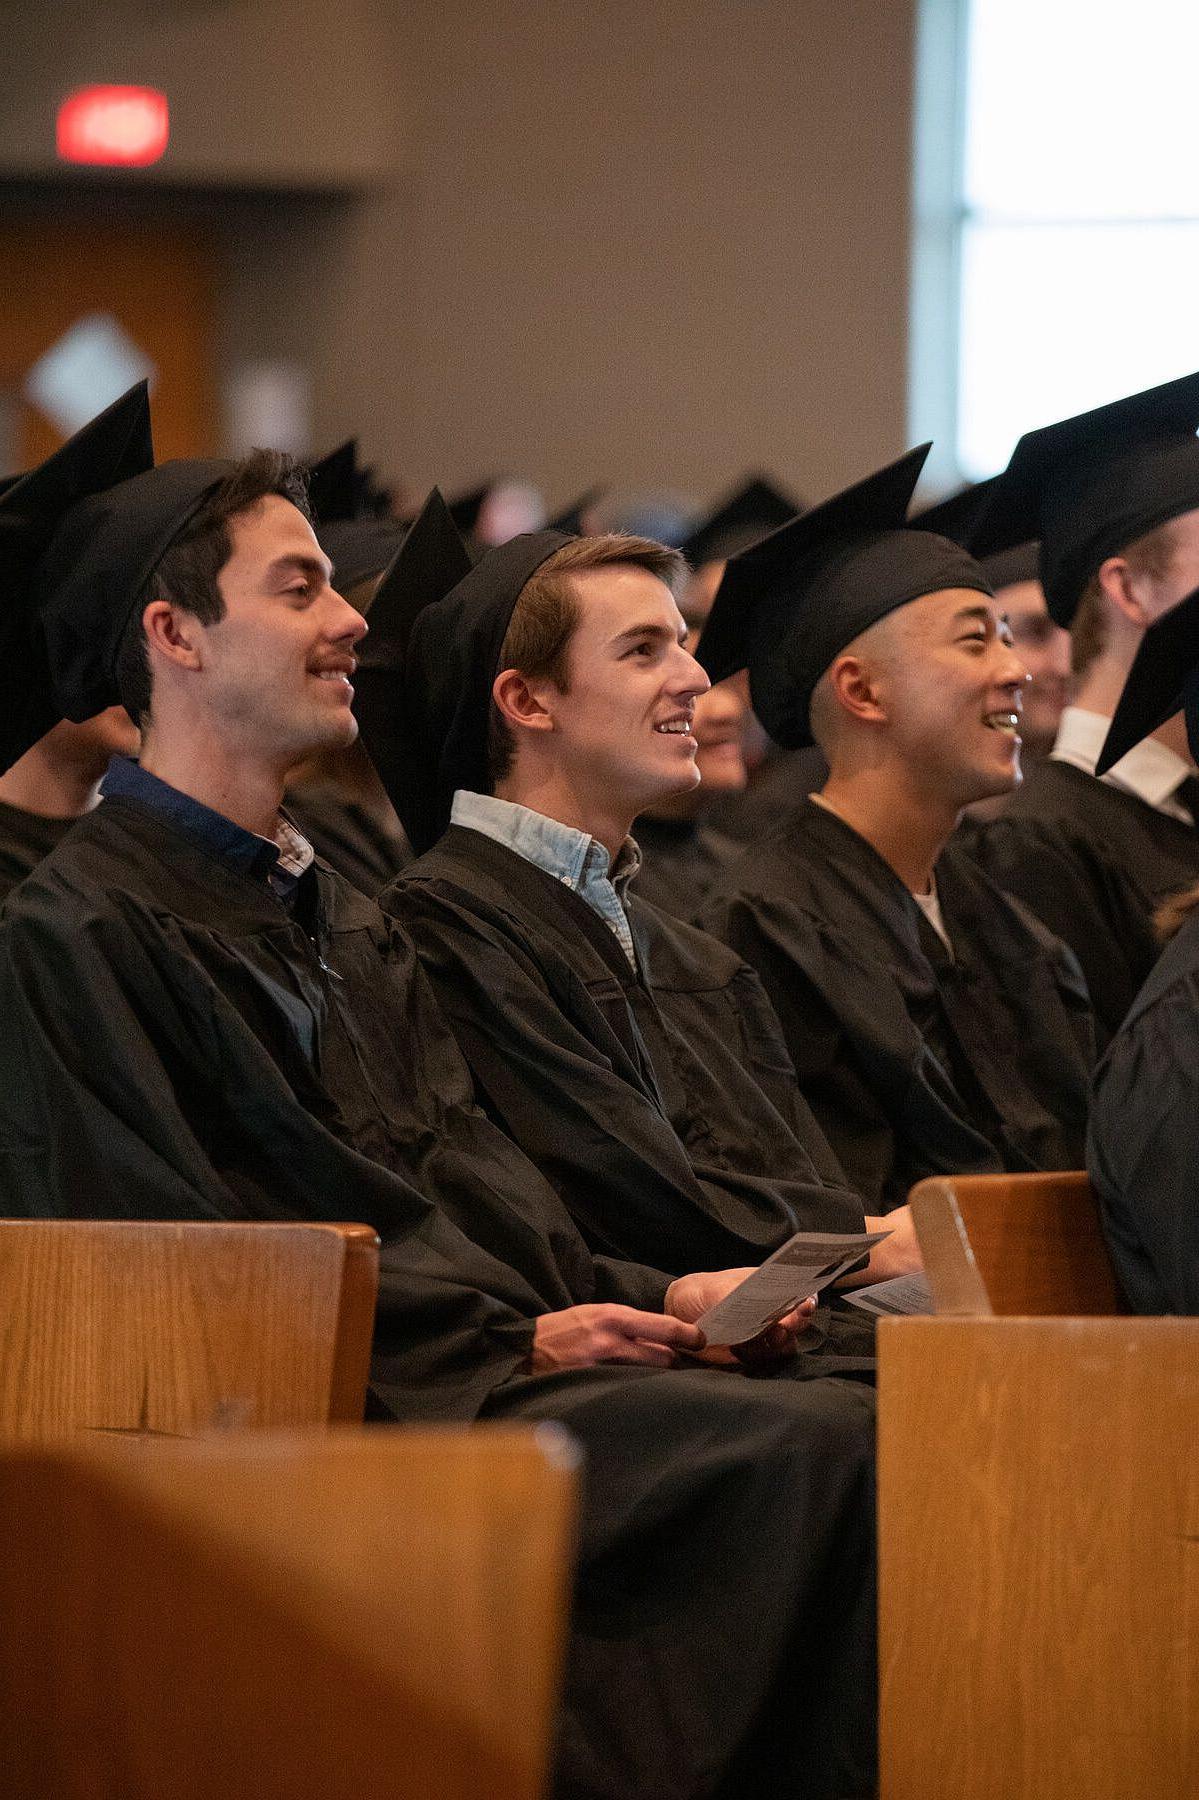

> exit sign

[{"left": 57, "top": 86, "right": 170, "bottom": 168}]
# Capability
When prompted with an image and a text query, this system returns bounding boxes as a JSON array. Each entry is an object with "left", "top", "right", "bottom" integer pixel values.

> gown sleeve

[
  {"left": 0, "top": 885, "right": 552, "bottom": 1421},
  {"left": 1088, "top": 966, "right": 1199, "bottom": 1314}
]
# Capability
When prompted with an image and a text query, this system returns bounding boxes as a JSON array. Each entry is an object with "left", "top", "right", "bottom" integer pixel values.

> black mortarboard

[
  {"left": 548, "top": 487, "right": 605, "bottom": 535},
  {"left": 307, "top": 439, "right": 405, "bottom": 593},
  {"left": 306, "top": 440, "right": 359, "bottom": 523},
  {"left": 912, "top": 476, "right": 1040, "bottom": 593},
  {"left": 966, "top": 371, "right": 1199, "bottom": 628},
  {"left": 698, "top": 445, "right": 993, "bottom": 749},
  {"left": 34, "top": 456, "right": 233, "bottom": 727},
  {"left": 1096, "top": 583, "right": 1199, "bottom": 773},
  {"left": 354, "top": 492, "right": 571, "bottom": 854},
  {"left": 0, "top": 382, "right": 156, "bottom": 771},
  {"left": 679, "top": 475, "right": 801, "bottom": 570},
  {"left": 448, "top": 482, "right": 491, "bottom": 536}
]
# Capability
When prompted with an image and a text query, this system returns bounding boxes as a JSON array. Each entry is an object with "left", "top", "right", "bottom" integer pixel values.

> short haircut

[
  {"left": 486, "top": 532, "right": 685, "bottom": 786},
  {"left": 116, "top": 449, "right": 311, "bottom": 727},
  {"left": 1070, "top": 516, "right": 1180, "bottom": 682}
]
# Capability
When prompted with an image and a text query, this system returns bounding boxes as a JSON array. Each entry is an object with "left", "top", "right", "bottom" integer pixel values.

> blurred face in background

[
  {"left": 684, "top": 559, "right": 771, "bottom": 777},
  {"left": 642, "top": 612, "right": 750, "bottom": 821},
  {"left": 996, "top": 578, "right": 1070, "bottom": 758},
  {"left": 476, "top": 482, "right": 546, "bottom": 546}
]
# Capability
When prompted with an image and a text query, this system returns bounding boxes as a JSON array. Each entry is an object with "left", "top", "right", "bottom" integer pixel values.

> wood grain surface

[
  {"left": 0, "top": 1424, "right": 578, "bottom": 1800},
  {"left": 0, "top": 1219, "right": 380, "bottom": 1438},
  {"left": 909, "top": 1171, "right": 1126, "bottom": 1315},
  {"left": 879, "top": 1315, "right": 1199, "bottom": 1799}
]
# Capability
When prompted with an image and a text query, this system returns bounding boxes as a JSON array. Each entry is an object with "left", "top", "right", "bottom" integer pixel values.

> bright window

[{"left": 912, "top": 0, "right": 1199, "bottom": 483}]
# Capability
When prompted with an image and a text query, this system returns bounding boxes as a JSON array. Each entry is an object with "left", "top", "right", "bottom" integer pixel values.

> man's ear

[
  {"left": 1095, "top": 555, "right": 1150, "bottom": 628},
  {"left": 492, "top": 666, "right": 556, "bottom": 735},
  {"left": 141, "top": 598, "right": 204, "bottom": 672},
  {"left": 826, "top": 653, "right": 888, "bottom": 727}
]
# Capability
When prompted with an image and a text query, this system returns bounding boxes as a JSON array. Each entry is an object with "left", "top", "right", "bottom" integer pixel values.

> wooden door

[{"left": 0, "top": 214, "right": 218, "bottom": 471}]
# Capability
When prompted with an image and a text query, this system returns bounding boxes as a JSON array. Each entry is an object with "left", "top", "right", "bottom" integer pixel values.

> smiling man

[
  {"left": 0, "top": 393, "right": 880, "bottom": 1800},
  {"left": 959, "top": 374, "right": 1199, "bottom": 1042},
  {"left": 360, "top": 495, "right": 919, "bottom": 1296},
  {"left": 697, "top": 447, "right": 1096, "bottom": 1213}
]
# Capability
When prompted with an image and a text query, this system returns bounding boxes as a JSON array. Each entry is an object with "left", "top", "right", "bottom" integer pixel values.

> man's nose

[
  {"left": 997, "top": 643, "right": 1031, "bottom": 689},
  {"left": 331, "top": 594, "right": 369, "bottom": 646},
  {"left": 672, "top": 645, "right": 711, "bottom": 698}
]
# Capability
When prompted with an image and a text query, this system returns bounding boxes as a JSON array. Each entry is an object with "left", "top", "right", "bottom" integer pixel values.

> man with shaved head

[{"left": 698, "top": 448, "right": 1095, "bottom": 1214}]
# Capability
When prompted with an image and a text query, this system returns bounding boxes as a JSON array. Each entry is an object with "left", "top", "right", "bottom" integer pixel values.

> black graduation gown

[
  {"left": 628, "top": 814, "right": 739, "bottom": 920},
  {"left": 0, "top": 795, "right": 878, "bottom": 1800},
  {"left": 284, "top": 777, "right": 412, "bottom": 898},
  {"left": 705, "top": 744, "right": 828, "bottom": 845},
  {"left": 0, "top": 798, "right": 75, "bottom": 902},
  {"left": 1088, "top": 907, "right": 1199, "bottom": 1313},
  {"left": 701, "top": 799, "right": 1096, "bottom": 1212},
  {"left": 963, "top": 758, "right": 1199, "bottom": 1045},
  {"left": 384, "top": 824, "right": 865, "bottom": 1281}
]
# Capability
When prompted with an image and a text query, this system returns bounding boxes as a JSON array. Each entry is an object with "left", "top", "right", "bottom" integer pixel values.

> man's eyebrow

[
  {"left": 610, "top": 620, "right": 688, "bottom": 647},
  {"left": 952, "top": 604, "right": 995, "bottom": 626},
  {"left": 265, "top": 552, "right": 333, "bottom": 585}
]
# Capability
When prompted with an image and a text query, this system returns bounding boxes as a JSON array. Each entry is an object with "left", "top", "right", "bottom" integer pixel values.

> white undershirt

[
  {"left": 911, "top": 881, "right": 953, "bottom": 956},
  {"left": 809, "top": 791, "right": 955, "bottom": 955}
]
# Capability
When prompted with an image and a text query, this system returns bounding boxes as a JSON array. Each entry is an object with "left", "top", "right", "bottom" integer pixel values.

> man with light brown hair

[
  {"left": 966, "top": 374, "right": 1199, "bottom": 1041},
  {"left": 358, "top": 493, "right": 919, "bottom": 1286}
]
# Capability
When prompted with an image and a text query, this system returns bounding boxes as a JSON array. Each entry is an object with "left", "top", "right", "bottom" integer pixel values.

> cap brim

[{"left": 1096, "top": 583, "right": 1199, "bottom": 773}]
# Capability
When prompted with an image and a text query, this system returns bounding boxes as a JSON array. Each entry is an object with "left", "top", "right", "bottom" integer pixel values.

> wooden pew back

[
  {"left": 0, "top": 1218, "right": 380, "bottom": 1438},
  {"left": 878, "top": 1315, "right": 1199, "bottom": 1798},
  {"left": 0, "top": 1425, "right": 577, "bottom": 1800},
  {"left": 908, "top": 1170, "right": 1125, "bottom": 1315}
]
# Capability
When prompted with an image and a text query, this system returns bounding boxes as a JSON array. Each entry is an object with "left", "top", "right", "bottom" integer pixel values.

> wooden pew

[
  {"left": 908, "top": 1170, "right": 1126, "bottom": 1315},
  {"left": 0, "top": 1424, "right": 577, "bottom": 1800},
  {"left": 878, "top": 1315, "right": 1199, "bottom": 1799},
  {"left": 0, "top": 1219, "right": 380, "bottom": 1438}
]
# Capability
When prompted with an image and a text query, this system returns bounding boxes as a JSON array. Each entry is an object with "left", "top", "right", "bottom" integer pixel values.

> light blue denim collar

[{"left": 451, "top": 790, "right": 641, "bottom": 967}]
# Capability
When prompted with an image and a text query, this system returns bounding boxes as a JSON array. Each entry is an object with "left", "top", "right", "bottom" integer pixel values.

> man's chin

[
  {"left": 631, "top": 763, "right": 704, "bottom": 822},
  {"left": 961, "top": 756, "right": 1022, "bottom": 807},
  {"left": 296, "top": 713, "right": 359, "bottom": 760}
]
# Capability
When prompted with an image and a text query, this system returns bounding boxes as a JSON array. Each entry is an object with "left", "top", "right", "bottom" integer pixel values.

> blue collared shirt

[
  {"left": 100, "top": 756, "right": 314, "bottom": 906},
  {"left": 451, "top": 790, "right": 642, "bottom": 969}
]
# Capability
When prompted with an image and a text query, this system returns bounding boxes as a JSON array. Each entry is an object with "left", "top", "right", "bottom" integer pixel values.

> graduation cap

[
  {"left": 306, "top": 440, "right": 405, "bottom": 593},
  {"left": 447, "top": 481, "right": 491, "bottom": 537},
  {"left": 353, "top": 491, "right": 571, "bottom": 854},
  {"left": 679, "top": 475, "right": 801, "bottom": 570},
  {"left": 1096, "top": 583, "right": 1199, "bottom": 773},
  {"left": 966, "top": 371, "right": 1199, "bottom": 628},
  {"left": 912, "top": 476, "right": 1040, "bottom": 593},
  {"left": 306, "top": 439, "right": 359, "bottom": 524},
  {"left": 0, "top": 382, "right": 157, "bottom": 772},
  {"left": 34, "top": 457, "right": 235, "bottom": 731},
  {"left": 547, "top": 487, "right": 605, "bottom": 535},
  {"left": 697, "top": 445, "right": 993, "bottom": 750}
]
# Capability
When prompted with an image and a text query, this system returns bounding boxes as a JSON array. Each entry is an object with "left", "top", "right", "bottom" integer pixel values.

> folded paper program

[{"left": 696, "top": 1230, "right": 892, "bottom": 1346}]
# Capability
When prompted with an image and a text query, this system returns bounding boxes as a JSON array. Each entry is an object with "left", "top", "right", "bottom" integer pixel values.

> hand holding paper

[{"left": 691, "top": 1230, "right": 892, "bottom": 1348}]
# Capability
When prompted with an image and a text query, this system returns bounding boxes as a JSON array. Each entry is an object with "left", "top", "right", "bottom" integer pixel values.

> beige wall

[
  {"left": 0, "top": 0, "right": 396, "bottom": 188},
  {"left": 1, "top": 0, "right": 918, "bottom": 510}
]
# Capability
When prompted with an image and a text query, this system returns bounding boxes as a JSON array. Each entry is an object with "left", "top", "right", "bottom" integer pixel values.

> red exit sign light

[{"left": 57, "top": 86, "right": 170, "bottom": 167}]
